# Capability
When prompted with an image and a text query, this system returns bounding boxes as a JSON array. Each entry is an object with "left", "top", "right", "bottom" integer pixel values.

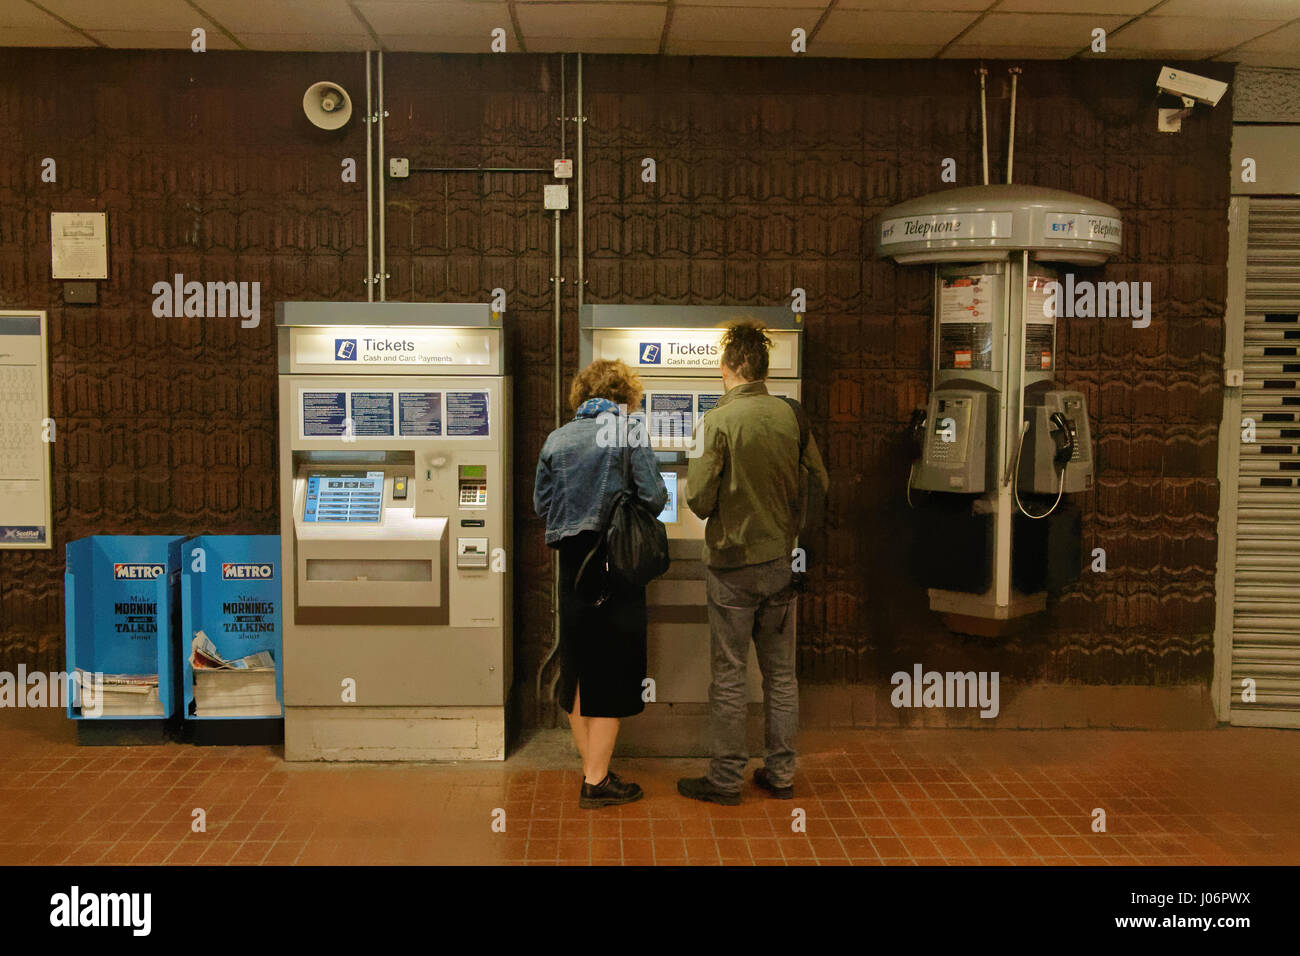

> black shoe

[
  {"left": 579, "top": 771, "right": 644, "bottom": 809},
  {"left": 676, "top": 776, "right": 741, "bottom": 806},
  {"left": 753, "top": 767, "right": 794, "bottom": 800}
]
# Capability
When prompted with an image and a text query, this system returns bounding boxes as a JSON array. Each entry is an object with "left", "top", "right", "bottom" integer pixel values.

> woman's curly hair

[{"left": 569, "top": 358, "right": 644, "bottom": 411}]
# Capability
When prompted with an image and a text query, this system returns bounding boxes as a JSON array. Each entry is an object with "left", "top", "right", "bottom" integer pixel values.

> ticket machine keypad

[{"left": 459, "top": 482, "right": 487, "bottom": 507}]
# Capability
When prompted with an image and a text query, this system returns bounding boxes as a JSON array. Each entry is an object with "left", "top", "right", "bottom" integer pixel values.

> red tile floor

[{"left": 2, "top": 709, "right": 1297, "bottom": 865}]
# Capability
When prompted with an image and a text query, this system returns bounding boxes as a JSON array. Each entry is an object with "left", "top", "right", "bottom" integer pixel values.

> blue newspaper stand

[
  {"left": 180, "top": 535, "right": 283, "bottom": 720},
  {"left": 64, "top": 535, "right": 185, "bottom": 720}
]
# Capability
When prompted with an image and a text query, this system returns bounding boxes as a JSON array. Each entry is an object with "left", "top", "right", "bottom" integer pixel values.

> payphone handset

[
  {"left": 1014, "top": 390, "right": 1093, "bottom": 517},
  {"left": 1049, "top": 411, "right": 1077, "bottom": 468}
]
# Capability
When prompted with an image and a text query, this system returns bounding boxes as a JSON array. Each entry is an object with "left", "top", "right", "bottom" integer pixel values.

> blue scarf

[{"left": 574, "top": 397, "right": 620, "bottom": 420}]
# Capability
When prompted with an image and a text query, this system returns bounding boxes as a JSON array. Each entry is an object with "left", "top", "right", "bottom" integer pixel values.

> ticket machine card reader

[{"left": 913, "top": 391, "right": 989, "bottom": 493}]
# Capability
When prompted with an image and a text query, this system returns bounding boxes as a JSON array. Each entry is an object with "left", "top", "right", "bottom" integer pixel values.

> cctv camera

[{"left": 1156, "top": 67, "right": 1227, "bottom": 107}]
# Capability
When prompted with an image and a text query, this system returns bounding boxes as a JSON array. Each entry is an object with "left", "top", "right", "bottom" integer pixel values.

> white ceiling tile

[
  {"left": 237, "top": 33, "right": 374, "bottom": 51},
  {"left": 675, "top": 0, "right": 826, "bottom": 7},
  {"left": 0, "top": 26, "right": 94, "bottom": 46},
  {"left": 941, "top": 44, "right": 1082, "bottom": 58},
  {"left": 39, "top": 0, "right": 209, "bottom": 31},
  {"left": 836, "top": 0, "right": 992, "bottom": 9},
  {"left": 961, "top": 12, "right": 1129, "bottom": 47},
  {"left": 84, "top": 29, "right": 241, "bottom": 48},
  {"left": 196, "top": 0, "right": 367, "bottom": 35},
  {"left": 663, "top": 38, "right": 806, "bottom": 54},
  {"left": 380, "top": 34, "right": 510, "bottom": 52},
  {"left": 527, "top": 36, "right": 661, "bottom": 52},
  {"left": 1223, "top": 19, "right": 1300, "bottom": 52},
  {"left": 1109, "top": 16, "right": 1289, "bottom": 51},
  {"left": 819, "top": 10, "right": 980, "bottom": 43},
  {"left": 354, "top": 1, "right": 511, "bottom": 35},
  {"left": 1157, "top": 0, "right": 1300, "bottom": 18},
  {"left": 666, "top": 6, "right": 824, "bottom": 44},
  {"left": 812, "top": 42, "right": 952, "bottom": 57},
  {"left": 515, "top": 3, "right": 665, "bottom": 37},
  {"left": 1, "top": 1, "right": 69, "bottom": 27},
  {"left": 996, "top": 0, "right": 1152, "bottom": 11}
]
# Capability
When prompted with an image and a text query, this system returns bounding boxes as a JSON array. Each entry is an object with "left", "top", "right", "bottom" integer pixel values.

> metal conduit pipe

[
  {"left": 978, "top": 67, "right": 989, "bottom": 187},
  {"left": 365, "top": 52, "right": 374, "bottom": 302},
  {"left": 378, "top": 52, "right": 388, "bottom": 301},
  {"left": 1006, "top": 66, "right": 1021, "bottom": 185},
  {"left": 538, "top": 53, "right": 569, "bottom": 725}
]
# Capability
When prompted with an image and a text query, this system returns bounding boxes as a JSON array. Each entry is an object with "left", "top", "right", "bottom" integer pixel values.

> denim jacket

[{"left": 534, "top": 398, "right": 669, "bottom": 546}]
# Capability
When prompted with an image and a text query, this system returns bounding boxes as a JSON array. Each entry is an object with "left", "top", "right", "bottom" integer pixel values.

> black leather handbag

[{"left": 575, "top": 442, "right": 670, "bottom": 600}]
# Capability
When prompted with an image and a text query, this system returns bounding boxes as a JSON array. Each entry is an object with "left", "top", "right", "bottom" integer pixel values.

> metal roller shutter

[{"left": 1228, "top": 199, "right": 1300, "bottom": 726}]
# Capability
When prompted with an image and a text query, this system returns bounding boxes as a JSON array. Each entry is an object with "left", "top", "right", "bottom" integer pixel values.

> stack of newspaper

[
  {"left": 190, "top": 631, "right": 281, "bottom": 718},
  {"left": 74, "top": 669, "right": 163, "bottom": 717}
]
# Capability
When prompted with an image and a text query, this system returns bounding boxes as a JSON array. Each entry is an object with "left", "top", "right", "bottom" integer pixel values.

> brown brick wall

[{"left": 0, "top": 50, "right": 1230, "bottom": 724}]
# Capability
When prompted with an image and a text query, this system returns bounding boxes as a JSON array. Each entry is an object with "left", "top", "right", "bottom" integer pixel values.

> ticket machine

[
  {"left": 579, "top": 305, "right": 803, "bottom": 748},
  {"left": 277, "top": 302, "right": 511, "bottom": 760}
]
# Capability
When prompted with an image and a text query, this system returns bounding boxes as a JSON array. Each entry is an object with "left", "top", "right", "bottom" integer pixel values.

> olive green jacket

[{"left": 685, "top": 381, "right": 830, "bottom": 569}]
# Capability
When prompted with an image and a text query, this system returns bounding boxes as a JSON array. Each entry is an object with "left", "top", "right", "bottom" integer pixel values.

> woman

[{"left": 534, "top": 359, "right": 669, "bottom": 808}]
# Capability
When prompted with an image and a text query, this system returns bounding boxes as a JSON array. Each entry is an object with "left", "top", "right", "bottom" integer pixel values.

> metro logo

[
  {"left": 222, "top": 563, "right": 275, "bottom": 580},
  {"left": 113, "top": 564, "right": 165, "bottom": 580}
]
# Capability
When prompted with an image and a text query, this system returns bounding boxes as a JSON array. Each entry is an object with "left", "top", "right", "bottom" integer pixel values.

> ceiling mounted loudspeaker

[{"left": 303, "top": 81, "right": 352, "bottom": 130}]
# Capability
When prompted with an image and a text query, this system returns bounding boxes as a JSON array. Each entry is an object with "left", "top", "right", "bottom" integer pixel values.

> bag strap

[
  {"left": 782, "top": 396, "right": 809, "bottom": 455},
  {"left": 622, "top": 425, "right": 632, "bottom": 485}
]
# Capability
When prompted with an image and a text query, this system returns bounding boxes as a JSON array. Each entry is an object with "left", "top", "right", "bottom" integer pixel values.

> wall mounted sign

[
  {"left": 50, "top": 212, "right": 109, "bottom": 280},
  {"left": 0, "top": 311, "right": 52, "bottom": 549}
]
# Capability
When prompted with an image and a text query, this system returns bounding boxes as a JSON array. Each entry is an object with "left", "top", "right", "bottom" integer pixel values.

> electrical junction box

[
  {"left": 544, "top": 185, "right": 569, "bottom": 210},
  {"left": 554, "top": 159, "right": 573, "bottom": 179},
  {"left": 389, "top": 157, "right": 409, "bottom": 178}
]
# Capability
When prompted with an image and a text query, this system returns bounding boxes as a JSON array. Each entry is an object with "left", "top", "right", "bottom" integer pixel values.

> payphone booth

[
  {"left": 277, "top": 302, "right": 511, "bottom": 760},
  {"left": 579, "top": 305, "right": 803, "bottom": 743},
  {"left": 875, "top": 185, "right": 1122, "bottom": 634}
]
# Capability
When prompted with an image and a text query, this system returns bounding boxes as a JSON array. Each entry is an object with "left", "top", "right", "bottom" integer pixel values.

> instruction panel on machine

[{"left": 0, "top": 312, "right": 51, "bottom": 549}]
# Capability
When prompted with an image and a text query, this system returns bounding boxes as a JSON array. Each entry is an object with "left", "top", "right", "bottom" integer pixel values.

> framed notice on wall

[
  {"left": 50, "top": 212, "right": 108, "bottom": 280},
  {"left": 0, "top": 311, "right": 53, "bottom": 549}
]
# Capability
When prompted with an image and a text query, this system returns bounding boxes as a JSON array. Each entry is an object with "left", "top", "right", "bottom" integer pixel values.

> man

[{"left": 677, "top": 321, "right": 829, "bottom": 805}]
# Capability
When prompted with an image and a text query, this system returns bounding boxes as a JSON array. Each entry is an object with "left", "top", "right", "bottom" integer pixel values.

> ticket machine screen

[
  {"left": 303, "top": 472, "right": 384, "bottom": 523},
  {"left": 658, "top": 471, "right": 678, "bottom": 524}
]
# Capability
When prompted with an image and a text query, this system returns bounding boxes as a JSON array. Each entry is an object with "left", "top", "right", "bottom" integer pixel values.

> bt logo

[
  {"left": 335, "top": 339, "right": 357, "bottom": 360},
  {"left": 640, "top": 343, "right": 661, "bottom": 364},
  {"left": 1050, "top": 219, "right": 1076, "bottom": 234}
]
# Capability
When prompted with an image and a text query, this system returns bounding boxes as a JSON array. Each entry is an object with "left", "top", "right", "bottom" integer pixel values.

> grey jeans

[{"left": 705, "top": 557, "right": 798, "bottom": 792}]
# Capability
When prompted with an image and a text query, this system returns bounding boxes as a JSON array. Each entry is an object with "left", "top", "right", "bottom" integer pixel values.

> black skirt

[{"left": 556, "top": 530, "right": 648, "bottom": 719}]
